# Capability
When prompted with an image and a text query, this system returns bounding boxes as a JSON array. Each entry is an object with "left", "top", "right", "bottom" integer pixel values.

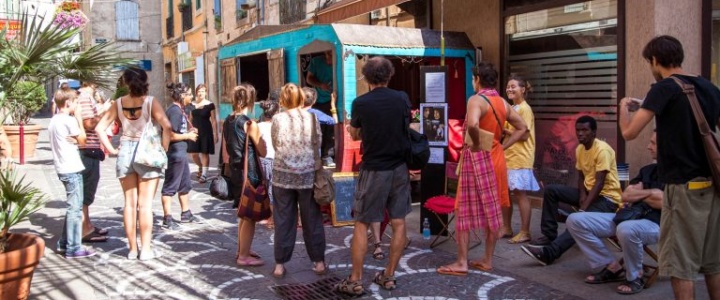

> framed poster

[{"left": 419, "top": 103, "right": 448, "bottom": 146}]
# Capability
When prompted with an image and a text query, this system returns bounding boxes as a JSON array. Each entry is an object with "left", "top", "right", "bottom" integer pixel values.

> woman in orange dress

[{"left": 437, "top": 62, "right": 528, "bottom": 275}]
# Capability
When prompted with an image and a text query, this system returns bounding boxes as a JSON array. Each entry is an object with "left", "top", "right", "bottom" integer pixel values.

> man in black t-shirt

[
  {"left": 336, "top": 57, "right": 410, "bottom": 296},
  {"left": 619, "top": 35, "right": 720, "bottom": 299}
]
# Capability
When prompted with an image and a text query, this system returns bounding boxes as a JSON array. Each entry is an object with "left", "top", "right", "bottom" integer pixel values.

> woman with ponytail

[
  {"left": 224, "top": 83, "right": 267, "bottom": 267},
  {"left": 270, "top": 83, "right": 326, "bottom": 278},
  {"left": 95, "top": 68, "right": 172, "bottom": 260}
]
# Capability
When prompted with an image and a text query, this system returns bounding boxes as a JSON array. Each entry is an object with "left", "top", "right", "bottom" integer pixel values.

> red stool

[{"left": 423, "top": 195, "right": 482, "bottom": 249}]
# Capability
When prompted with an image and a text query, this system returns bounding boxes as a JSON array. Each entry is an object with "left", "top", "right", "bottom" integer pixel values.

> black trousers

[
  {"left": 541, "top": 184, "right": 618, "bottom": 259},
  {"left": 272, "top": 186, "right": 326, "bottom": 264}
]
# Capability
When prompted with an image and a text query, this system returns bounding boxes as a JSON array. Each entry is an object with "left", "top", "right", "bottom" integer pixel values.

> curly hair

[
  {"left": 121, "top": 67, "right": 149, "bottom": 97},
  {"left": 166, "top": 82, "right": 190, "bottom": 102},
  {"left": 472, "top": 62, "right": 498, "bottom": 89},
  {"left": 259, "top": 100, "right": 280, "bottom": 120},
  {"left": 362, "top": 56, "right": 395, "bottom": 85}
]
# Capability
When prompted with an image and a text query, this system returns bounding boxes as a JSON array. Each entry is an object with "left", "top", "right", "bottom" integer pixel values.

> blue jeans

[
  {"left": 540, "top": 185, "right": 619, "bottom": 259},
  {"left": 57, "top": 172, "right": 84, "bottom": 254},
  {"left": 567, "top": 212, "right": 659, "bottom": 281}
]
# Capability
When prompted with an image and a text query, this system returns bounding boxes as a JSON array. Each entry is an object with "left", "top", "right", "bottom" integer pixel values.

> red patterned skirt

[{"left": 455, "top": 149, "right": 502, "bottom": 232}]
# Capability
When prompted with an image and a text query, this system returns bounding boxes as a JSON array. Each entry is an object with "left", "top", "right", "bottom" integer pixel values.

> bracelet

[{"left": 330, "top": 109, "right": 337, "bottom": 114}]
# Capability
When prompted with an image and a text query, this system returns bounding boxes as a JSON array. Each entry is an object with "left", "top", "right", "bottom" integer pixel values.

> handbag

[
  {"left": 236, "top": 120, "right": 272, "bottom": 222},
  {"left": 311, "top": 115, "right": 335, "bottom": 205},
  {"left": 134, "top": 97, "right": 168, "bottom": 169},
  {"left": 670, "top": 76, "right": 720, "bottom": 193},
  {"left": 613, "top": 202, "right": 652, "bottom": 225},
  {"left": 210, "top": 136, "right": 232, "bottom": 200}
]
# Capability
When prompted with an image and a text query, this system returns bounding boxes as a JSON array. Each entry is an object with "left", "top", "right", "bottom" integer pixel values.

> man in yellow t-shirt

[{"left": 521, "top": 115, "right": 621, "bottom": 266}]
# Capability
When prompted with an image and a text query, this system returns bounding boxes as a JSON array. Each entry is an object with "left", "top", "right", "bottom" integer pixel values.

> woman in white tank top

[{"left": 95, "top": 68, "right": 173, "bottom": 261}]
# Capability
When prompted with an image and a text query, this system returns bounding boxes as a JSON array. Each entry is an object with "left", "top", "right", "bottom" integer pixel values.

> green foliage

[
  {"left": 0, "top": 169, "right": 47, "bottom": 253},
  {"left": 7, "top": 81, "right": 46, "bottom": 125},
  {"left": 112, "top": 86, "right": 129, "bottom": 99},
  {"left": 0, "top": 10, "right": 134, "bottom": 120}
]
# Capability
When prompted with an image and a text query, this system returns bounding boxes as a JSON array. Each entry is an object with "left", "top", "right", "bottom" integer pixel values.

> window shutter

[{"left": 116, "top": 1, "right": 140, "bottom": 41}]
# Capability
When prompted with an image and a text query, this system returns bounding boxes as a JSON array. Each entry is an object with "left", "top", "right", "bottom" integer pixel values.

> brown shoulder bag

[{"left": 670, "top": 76, "right": 720, "bottom": 193}]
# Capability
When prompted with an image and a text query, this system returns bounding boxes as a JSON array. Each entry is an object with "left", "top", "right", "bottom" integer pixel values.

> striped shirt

[{"left": 77, "top": 90, "right": 101, "bottom": 149}]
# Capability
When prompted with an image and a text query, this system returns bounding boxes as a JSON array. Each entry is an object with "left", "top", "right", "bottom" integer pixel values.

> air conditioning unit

[{"left": 370, "top": 10, "right": 382, "bottom": 19}]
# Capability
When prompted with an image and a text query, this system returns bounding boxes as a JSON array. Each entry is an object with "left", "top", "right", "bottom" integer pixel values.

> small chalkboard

[{"left": 330, "top": 172, "right": 358, "bottom": 227}]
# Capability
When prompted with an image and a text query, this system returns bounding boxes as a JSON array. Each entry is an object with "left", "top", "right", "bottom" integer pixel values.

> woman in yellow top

[{"left": 503, "top": 75, "right": 540, "bottom": 244}]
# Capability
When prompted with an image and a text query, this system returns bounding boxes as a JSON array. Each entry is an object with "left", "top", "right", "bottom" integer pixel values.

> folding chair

[
  {"left": 423, "top": 195, "right": 482, "bottom": 249},
  {"left": 609, "top": 237, "right": 660, "bottom": 288}
]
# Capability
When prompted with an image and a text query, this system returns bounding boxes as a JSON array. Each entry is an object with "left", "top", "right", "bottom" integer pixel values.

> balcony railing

[
  {"left": 182, "top": 9, "right": 192, "bottom": 31},
  {"left": 166, "top": 16, "right": 174, "bottom": 39}
]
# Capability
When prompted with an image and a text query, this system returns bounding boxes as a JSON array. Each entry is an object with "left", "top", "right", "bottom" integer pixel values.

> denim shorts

[{"left": 116, "top": 140, "right": 163, "bottom": 179}]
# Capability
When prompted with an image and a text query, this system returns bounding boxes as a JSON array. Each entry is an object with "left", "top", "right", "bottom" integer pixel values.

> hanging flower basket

[{"left": 53, "top": 1, "right": 87, "bottom": 29}]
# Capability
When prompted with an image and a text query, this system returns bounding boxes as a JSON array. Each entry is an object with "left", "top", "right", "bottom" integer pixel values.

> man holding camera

[{"left": 566, "top": 132, "right": 662, "bottom": 295}]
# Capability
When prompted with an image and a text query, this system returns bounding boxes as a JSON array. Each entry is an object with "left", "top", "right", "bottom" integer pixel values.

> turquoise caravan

[{"left": 217, "top": 24, "right": 476, "bottom": 172}]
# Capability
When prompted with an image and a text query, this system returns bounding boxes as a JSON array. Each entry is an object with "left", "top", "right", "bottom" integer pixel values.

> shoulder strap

[
  {"left": 242, "top": 120, "right": 251, "bottom": 183},
  {"left": 478, "top": 94, "right": 504, "bottom": 130},
  {"left": 669, "top": 76, "right": 713, "bottom": 135}
]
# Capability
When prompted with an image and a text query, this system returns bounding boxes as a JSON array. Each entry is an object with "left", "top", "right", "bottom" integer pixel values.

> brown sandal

[
  {"left": 334, "top": 277, "right": 365, "bottom": 296},
  {"left": 373, "top": 269, "right": 397, "bottom": 291}
]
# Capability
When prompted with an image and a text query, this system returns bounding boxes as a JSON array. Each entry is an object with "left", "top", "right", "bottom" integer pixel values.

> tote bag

[{"left": 134, "top": 97, "right": 168, "bottom": 169}]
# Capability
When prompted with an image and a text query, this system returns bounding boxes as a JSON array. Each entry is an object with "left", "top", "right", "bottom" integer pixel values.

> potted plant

[
  {"left": 0, "top": 9, "right": 132, "bottom": 158},
  {"left": 3, "top": 82, "right": 46, "bottom": 158},
  {"left": 0, "top": 169, "right": 47, "bottom": 300}
]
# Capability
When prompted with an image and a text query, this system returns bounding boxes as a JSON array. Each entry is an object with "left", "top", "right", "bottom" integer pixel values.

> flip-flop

[
  {"left": 469, "top": 261, "right": 493, "bottom": 272},
  {"left": 82, "top": 231, "right": 109, "bottom": 243},
  {"left": 437, "top": 265, "right": 468, "bottom": 276},
  {"left": 93, "top": 227, "right": 108, "bottom": 236},
  {"left": 236, "top": 256, "right": 264, "bottom": 266}
]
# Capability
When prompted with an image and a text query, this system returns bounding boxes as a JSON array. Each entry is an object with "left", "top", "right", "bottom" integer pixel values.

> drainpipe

[{"left": 259, "top": 0, "right": 264, "bottom": 25}]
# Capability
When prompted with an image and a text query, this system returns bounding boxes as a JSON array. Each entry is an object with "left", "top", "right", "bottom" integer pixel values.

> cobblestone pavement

[{"left": 13, "top": 116, "right": 703, "bottom": 299}]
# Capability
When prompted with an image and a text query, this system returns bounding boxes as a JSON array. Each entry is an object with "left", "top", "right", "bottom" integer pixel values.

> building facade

[{"left": 81, "top": 0, "right": 164, "bottom": 103}]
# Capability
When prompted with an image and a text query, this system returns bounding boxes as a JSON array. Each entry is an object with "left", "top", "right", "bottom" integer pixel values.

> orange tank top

[{"left": 478, "top": 95, "right": 508, "bottom": 148}]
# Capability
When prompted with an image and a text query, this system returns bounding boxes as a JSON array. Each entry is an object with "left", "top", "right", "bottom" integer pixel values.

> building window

[
  {"left": 214, "top": 0, "right": 222, "bottom": 30},
  {"left": 116, "top": 0, "right": 140, "bottom": 41},
  {"left": 280, "top": 0, "right": 305, "bottom": 24},
  {"left": 168, "top": 0, "right": 173, "bottom": 17},
  {"left": 236, "top": 0, "right": 247, "bottom": 21},
  {"left": 505, "top": 0, "right": 618, "bottom": 188},
  {"left": 196, "top": 0, "right": 201, "bottom": 10}
]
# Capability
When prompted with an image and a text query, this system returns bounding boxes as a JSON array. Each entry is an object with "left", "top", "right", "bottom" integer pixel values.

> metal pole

[{"left": 18, "top": 121, "right": 24, "bottom": 165}]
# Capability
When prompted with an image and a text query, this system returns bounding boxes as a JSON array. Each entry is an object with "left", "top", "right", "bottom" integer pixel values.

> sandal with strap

[
  {"left": 617, "top": 277, "right": 645, "bottom": 295},
  {"left": 373, "top": 269, "right": 397, "bottom": 291},
  {"left": 372, "top": 242, "right": 385, "bottom": 260},
  {"left": 585, "top": 267, "right": 626, "bottom": 284},
  {"left": 334, "top": 277, "right": 365, "bottom": 296},
  {"left": 508, "top": 232, "right": 531, "bottom": 244}
]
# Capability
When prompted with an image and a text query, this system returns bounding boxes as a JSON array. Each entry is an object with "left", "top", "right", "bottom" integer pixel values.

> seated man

[
  {"left": 521, "top": 116, "right": 622, "bottom": 265},
  {"left": 565, "top": 131, "right": 661, "bottom": 295}
]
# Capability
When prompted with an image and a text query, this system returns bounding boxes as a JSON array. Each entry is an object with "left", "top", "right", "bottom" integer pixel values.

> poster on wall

[
  {"left": 420, "top": 103, "right": 448, "bottom": 146},
  {"left": 424, "top": 72, "right": 446, "bottom": 103}
]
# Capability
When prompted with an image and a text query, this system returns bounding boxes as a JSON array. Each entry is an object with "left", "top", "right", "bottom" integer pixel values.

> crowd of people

[{"left": 39, "top": 34, "right": 720, "bottom": 299}]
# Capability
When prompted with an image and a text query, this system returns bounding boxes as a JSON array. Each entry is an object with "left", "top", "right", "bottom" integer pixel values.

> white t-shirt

[
  {"left": 258, "top": 121, "right": 275, "bottom": 159},
  {"left": 48, "top": 114, "right": 85, "bottom": 174}
]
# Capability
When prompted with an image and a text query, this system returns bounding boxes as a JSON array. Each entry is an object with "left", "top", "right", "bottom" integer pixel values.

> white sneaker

[
  {"left": 139, "top": 249, "right": 163, "bottom": 261},
  {"left": 127, "top": 250, "right": 138, "bottom": 260}
]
